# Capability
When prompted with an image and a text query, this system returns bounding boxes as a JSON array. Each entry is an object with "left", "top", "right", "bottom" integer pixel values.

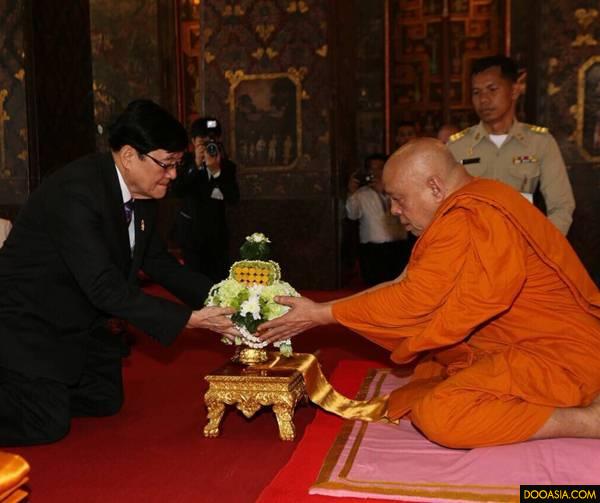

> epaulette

[
  {"left": 525, "top": 124, "right": 549, "bottom": 134},
  {"left": 448, "top": 128, "right": 469, "bottom": 143}
]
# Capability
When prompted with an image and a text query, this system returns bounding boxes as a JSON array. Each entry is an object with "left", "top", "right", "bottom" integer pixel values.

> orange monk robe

[{"left": 332, "top": 178, "right": 600, "bottom": 448}]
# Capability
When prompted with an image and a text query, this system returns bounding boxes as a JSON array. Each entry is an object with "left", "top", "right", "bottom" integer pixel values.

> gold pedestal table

[{"left": 203, "top": 352, "right": 307, "bottom": 441}]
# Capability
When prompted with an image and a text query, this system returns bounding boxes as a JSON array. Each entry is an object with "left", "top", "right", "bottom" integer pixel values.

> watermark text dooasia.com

[{"left": 521, "top": 486, "right": 599, "bottom": 502}]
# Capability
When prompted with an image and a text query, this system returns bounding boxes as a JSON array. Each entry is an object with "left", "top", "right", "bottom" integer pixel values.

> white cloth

[
  {"left": 115, "top": 165, "right": 135, "bottom": 250},
  {"left": 205, "top": 167, "right": 224, "bottom": 200},
  {"left": 0, "top": 219, "right": 12, "bottom": 248},
  {"left": 488, "top": 133, "right": 508, "bottom": 148},
  {"left": 346, "top": 187, "right": 406, "bottom": 244}
]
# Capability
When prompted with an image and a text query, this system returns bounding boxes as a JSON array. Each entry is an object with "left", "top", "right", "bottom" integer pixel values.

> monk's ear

[{"left": 427, "top": 176, "right": 445, "bottom": 201}]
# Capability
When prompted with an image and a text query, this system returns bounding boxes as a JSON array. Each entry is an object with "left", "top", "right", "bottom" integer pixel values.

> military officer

[{"left": 448, "top": 55, "right": 575, "bottom": 235}]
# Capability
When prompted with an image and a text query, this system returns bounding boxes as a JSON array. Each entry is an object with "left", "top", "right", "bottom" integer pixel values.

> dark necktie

[{"left": 124, "top": 199, "right": 134, "bottom": 226}]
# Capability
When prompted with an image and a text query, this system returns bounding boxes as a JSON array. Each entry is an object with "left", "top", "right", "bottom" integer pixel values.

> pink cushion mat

[{"left": 310, "top": 369, "right": 600, "bottom": 502}]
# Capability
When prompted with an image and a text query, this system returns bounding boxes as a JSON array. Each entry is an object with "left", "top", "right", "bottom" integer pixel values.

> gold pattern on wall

[
  {"left": 226, "top": 69, "right": 305, "bottom": 172},
  {"left": 287, "top": 1, "right": 309, "bottom": 14},
  {"left": 256, "top": 24, "right": 275, "bottom": 42},
  {"left": 251, "top": 47, "right": 279, "bottom": 60},
  {"left": 0, "top": 90, "right": 9, "bottom": 177},
  {"left": 222, "top": 4, "right": 245, "bottom": 17},
  {"left": 575, "top": 55, "right": 600, "bottom": 162},
  {"left": 315, "top": 45, "right": 328, "bottom": 57},
  {"left": 547, "top": 82, "right": 561, "bottom": 96},
  {"left": 572, "top": 8, "right": 598, "bottom": 47}
]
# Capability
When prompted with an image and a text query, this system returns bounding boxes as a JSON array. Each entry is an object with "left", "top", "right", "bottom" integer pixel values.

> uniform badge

[{"left": 513, "top": 156, "right": 537, "bottom": 164}]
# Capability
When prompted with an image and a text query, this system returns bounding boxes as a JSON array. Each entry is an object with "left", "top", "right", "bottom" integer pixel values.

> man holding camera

[
  {"left": 346, "top": 154, "right": 410, "bottom": 286},
  {"left": 172, "top": 117, "right": 240, "bottom": 282}
]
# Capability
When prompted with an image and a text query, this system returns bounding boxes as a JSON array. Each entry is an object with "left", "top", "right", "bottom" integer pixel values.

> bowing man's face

[
  {"left": 383, "top": 161, "right": 444, "bottom": 237},
  {"left": 119, "top": 146, "right": 183, "bottom": 199}
]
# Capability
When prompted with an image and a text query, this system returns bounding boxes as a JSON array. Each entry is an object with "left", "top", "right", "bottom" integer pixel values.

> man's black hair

[
  {"left": 365, "top": 153, "right": 387, "bottom": 163},
  {"left": 190, "top": 117, "right": 222, "bottom": 139},
  {"left": 471, "top": 55, "right": 519, "bottom": 82},
  {"left": 107, "top": 99, "right": 187, "bottom": 154},
  {"left": 397, "top": 121, "right": 417, "bottom": 130}
]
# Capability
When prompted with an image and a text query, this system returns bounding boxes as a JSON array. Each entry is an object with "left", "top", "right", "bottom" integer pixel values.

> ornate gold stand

[{"left": 203, "top": 352, "right": 307, "bottom": 441}]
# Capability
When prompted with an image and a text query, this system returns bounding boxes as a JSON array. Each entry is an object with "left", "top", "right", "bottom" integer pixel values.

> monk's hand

[
  {"left": 187, "top": 306, "right": 238, "bottom": 341},
  {"left": 257, "top": 296, "right": 333, "bottom": 344}
]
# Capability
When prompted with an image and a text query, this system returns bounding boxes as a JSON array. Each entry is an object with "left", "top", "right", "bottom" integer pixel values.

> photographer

[
  {"left": 346, "top": 153, "right": 410, "bottom": 286},
  {"left": 171, "top": 117, "right": 240, "bottom": 282}
]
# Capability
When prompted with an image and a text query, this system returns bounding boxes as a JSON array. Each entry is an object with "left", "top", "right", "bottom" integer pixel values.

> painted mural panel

[
  {"left": 535, "top": 0, "right": 599, "bottom": 284},
  {"left": 90, "top": 0, "right": 161, "bottom": 148}
]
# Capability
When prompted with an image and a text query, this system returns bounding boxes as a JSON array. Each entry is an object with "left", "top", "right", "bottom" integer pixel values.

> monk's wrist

[{"left": 315, "top": 302, "right": 335, "bottom": 326}]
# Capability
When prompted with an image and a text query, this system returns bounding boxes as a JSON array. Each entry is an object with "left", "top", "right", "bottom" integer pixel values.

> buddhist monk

[{"left": 258, "top": 138, "right": 600, "bottom": 449}]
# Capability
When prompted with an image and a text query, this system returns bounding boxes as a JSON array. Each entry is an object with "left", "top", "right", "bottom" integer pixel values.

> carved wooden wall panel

[
  {"left": 0, "top": 0, "right": 29, "bottom": 210},
  {"left": 388, "top": 0, "right": 505, "bottom": 139}
]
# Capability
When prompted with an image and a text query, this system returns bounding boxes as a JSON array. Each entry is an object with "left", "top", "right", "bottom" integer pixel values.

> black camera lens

[{"left": 206, "top": 142, "right": 219, "bottom": 157}]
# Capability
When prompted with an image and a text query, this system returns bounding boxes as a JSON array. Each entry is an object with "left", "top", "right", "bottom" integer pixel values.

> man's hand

[
  {"left": 187, "top": 306, "right": 238, "bottom": 341},
  {"left": 257, "top": 296, "right": 334, "bottom": 344},
  {"left": 204, "top": 151, "right": 222, "bottom": 175},
  {"left": 347, "top": 174, "right": 361, "bottom": 194}
]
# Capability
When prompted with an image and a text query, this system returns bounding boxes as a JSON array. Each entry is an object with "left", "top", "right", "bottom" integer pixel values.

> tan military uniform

[{"left": 447, "top": 120, "right": 575, "bottom": 235}]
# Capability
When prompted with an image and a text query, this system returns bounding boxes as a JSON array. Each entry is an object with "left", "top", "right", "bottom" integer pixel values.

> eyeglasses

[{"left": 144, "top": 153, "right": 182, "bottom": 171}]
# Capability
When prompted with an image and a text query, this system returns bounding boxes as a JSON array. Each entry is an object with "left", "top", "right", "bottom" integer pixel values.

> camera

[
  {"left": 356, "top": 171, "right": 374, "bottom": 186},
  {"left": 205, "top": 141, "right": 221, "bottom": 158}
]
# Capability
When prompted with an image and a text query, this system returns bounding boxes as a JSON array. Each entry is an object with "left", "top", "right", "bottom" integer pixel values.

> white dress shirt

[
  {"left": 346, "top": 186, "right": 406, "bottom": 244},
  {"left": 115, "top": 166, "right": 135, "bottom": 250}
]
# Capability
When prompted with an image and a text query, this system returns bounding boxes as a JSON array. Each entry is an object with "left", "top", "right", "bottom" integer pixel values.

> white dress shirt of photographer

[
  {"left": 0, "top": 219, "right": 12, "bottom": 248},
  {"left": 346, "top": 160, "right": 406, "bottom": 245}
]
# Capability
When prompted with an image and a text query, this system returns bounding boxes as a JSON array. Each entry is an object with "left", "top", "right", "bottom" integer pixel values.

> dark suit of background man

[
  {"left": 172, "top": 117, "right": 240, "bottom": 282},
  {"left": 0, "top": 100, "right": 236, "bottom": 446}
]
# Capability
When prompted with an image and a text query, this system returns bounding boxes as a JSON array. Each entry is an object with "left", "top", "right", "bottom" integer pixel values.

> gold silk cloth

[
  {"left": 0, "top": 452, "right": 29, "bottom": 503},
  {"left": 256, "top": 353, "right": 393, "bottom": 423}
]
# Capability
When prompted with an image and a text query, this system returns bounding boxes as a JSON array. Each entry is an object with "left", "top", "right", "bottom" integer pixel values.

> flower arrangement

[{"left": 204, "top": 233, "right": 298, "bottom": 356}]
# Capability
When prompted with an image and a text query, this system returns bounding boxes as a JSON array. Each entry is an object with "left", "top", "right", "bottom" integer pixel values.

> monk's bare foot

[
  {"left": 531, "top": 393, "right": 600, "bottom": 440},
  {"left": 586, "top": 393, "right": 600, "bottom": 435}
]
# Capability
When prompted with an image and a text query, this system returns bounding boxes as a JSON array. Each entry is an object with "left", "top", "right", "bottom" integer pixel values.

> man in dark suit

[
  {"left": 0, "top": 100, "right": 236, "bottom": 446},
  {"left": 172, "top": 117, "right": 240, "bottom": 282}
]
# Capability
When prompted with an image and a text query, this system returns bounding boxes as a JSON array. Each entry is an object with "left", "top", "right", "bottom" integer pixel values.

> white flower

[
  {"left": 246, "top": 232, "right": 271, "bottom": 243},
  {"left": 240, "top": 291, "right": 261, "bottom": 320}
]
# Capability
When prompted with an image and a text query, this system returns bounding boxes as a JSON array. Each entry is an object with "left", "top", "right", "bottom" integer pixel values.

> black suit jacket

[
  {"left": 0, "top": 153, "right": 212, "bottom": 383},
  {"left": 171, "top": 157, "right": 240, "bottom": 250}
]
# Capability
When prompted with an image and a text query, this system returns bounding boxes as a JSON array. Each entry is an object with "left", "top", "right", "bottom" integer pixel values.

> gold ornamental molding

[
  {"left": 575, "top": 55, "right": 600, "bottom": 162},
  {"left": 0, "top": 89, "right": 9, "bottom": 177}
]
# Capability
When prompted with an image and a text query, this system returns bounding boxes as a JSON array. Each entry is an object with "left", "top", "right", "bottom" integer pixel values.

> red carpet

[
  {"left": 256, "top": 360, "right": 392, "bottom": 503},
  {"left": 8, "top": 287, "right": 391, "bottom": 502}
]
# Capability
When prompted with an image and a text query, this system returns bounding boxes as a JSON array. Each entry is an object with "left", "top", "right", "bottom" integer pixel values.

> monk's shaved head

[
  {"left": 386, "top": 137, "right": 463, "bottom": 187},
  {"left": 382, "top": 138, "right": 472, "bottom": 236}
]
